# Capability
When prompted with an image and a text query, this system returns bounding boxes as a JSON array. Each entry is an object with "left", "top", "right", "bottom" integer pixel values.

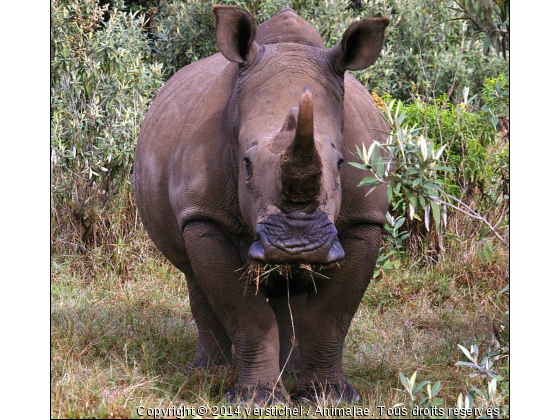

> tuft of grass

[
  {"left": 238, "top": 262, "right": 292, "bottom": 295},
  {"left": 239, "top": 262, "right": 330, "bottom": 295}
]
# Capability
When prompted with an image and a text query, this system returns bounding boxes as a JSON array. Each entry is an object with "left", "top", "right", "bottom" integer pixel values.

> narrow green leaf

[
  {"left": 483, "top": 35, "right": 491, "bottom": 54},
  {"left": 470, "top": 385, "right": 485, "bottom": 398},
  {"left": 376, "top": 159, "right": 385, "bottom": 178},
  {"left": 399, "top": 372, "right": 408, "bottom": 390},
  {"left": 431, "top": 381, "right": 442, "bottom": 397},
  {"left": 369, "top": 145, "right": 378, "bottom": 167},
  {"left": 414, "top": 380, "right": 430, "bottom": 395},
  {"left": 356, "top": 144, "right": 364, "bottom": 161},
  {"left": 432, "top": 165, "right": 454, "bottom": 172},
  {"left": 431, "top": 201, "right": 441, "bottom": 233},
  {"left": 357, "top": 177, "right": 379, "bottom": 187},
  {"left": 478, "top": 244, "right": 485, "bottom": 264},
  {"left": 483, "top": 242, "right": 494, "bottom": 264},
  {"left": 488, "top": 372, "right": 504, "bottom": 381},
  {"left": 455, "top": 361, "right": 478, "bottom": 368},
  {"left": 457, "top": 344, "right": 474, "bottom": 362}
]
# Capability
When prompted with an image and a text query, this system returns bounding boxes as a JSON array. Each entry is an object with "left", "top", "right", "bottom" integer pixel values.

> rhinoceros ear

[
  {"left": 328, "top": 17, "right": 390, "bottom": 71},
  {"left": 212, "top": 5, "right": 260, "bottom": 64}
]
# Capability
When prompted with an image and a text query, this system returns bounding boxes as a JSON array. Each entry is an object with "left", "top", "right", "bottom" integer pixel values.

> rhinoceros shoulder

[
  {"left": 135, "top": 53, "right": 246, "bottom": 268},
  {"left": 337, "top": 74, "right": 391, "bottom": 231}
]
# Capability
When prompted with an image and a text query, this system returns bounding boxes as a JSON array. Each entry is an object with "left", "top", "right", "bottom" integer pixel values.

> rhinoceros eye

[
  {"left": 337, "top": 158, "right": 344, "bottom": 170},
  {"left": 243, "top": 157, "right": 253, "bottom": 181}
]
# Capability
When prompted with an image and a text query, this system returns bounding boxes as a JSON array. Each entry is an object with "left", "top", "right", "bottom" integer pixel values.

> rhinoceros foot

[
  {"left": 225, "top": 384, "right": 289, "bottom": 406},
  {"left": 295, "top": 379, "right": 360, "bottom": 403}
]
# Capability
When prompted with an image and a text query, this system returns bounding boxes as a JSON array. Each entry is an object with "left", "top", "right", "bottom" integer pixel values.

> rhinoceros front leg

[
  {"left": 183, "top": 221, "right": 286, "bottom": 404},
  {"left": 185, "top": 274, "right": 232, "bottom": 367},
  {"left": 295, "top": 224, "right": 382, "bottom": 402}
]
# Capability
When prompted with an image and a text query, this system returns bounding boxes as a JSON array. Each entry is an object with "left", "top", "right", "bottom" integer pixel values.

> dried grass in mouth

[
  {"left": 236, "top": 262, "right": 290, "bottom": 295},
  {"left": 237, "top": 262, "right": 331, "bottom": 295}
]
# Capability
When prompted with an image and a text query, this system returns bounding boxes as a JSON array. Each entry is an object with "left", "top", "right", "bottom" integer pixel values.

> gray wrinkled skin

[{"left": 134, "top": 6, "right": 391, "bottom": 403}]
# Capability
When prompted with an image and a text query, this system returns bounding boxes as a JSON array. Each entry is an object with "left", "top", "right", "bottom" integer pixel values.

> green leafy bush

[
  {"left": 402, "top": 95, "right": 497, "bottom": 203},
  {"left": 451, "top": 0, "right": 509, "bottom": 59},
  {"left": 352, "top": 99, "right": 452, "bottom": 234},
  {"left": 396, "top": 346, "right": 509, "bottom": 418},
  {"left": 353, "top": 83, "right": 508, "bottom": 267},
  {"left": 149, "top": 0, "right": 217, "bottom": 76},
  {"left": 354, "top": 0, "right": 508, "bottom": 103},
  {"left": 481, "top": 74, "right": 509, "bottom": 129},
  {"left": 51, "top": 0, "right": 164, "bottom": 243}
]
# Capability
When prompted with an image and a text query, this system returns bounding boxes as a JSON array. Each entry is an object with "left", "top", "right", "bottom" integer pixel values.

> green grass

[{"left": 51, "top": 226, "right": 509, "bottom": 419}]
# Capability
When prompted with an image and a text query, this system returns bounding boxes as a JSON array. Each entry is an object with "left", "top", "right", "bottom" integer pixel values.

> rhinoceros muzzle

[{"left": 248, "top": 210, "right": 345, "bottom": 263}]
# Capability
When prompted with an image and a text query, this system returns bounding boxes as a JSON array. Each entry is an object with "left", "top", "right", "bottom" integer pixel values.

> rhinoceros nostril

[
  {"left": 248, "top": 235, "right": 267, "bottom": 261},
  {"left": 325, "top": 238, "right": 345, "bottom": 262}
]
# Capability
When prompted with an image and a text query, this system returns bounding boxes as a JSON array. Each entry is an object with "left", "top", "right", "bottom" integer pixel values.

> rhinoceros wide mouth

[{"left": 248, "top": 210, "right": 345, "bottom": 263}]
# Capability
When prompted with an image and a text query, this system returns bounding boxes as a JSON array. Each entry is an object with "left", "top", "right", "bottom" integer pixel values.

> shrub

[
  {"left": 149, "top": 0, "right": 217, "bottom": 77},
  {"left": 354, "top": 0, "right": 508, "bottom": 104},
  {"left": 353, "top": 83, "right": 508, "bottom": 264},
  {"left": 51, "top": 0, "right": 164, "bottom": 245}
]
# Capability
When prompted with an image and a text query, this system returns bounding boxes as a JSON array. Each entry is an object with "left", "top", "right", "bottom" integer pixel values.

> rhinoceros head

[{"left": 213, "top": 6, "right": 388, "bottom": 264}]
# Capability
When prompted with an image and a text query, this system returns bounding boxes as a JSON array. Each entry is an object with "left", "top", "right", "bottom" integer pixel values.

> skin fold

[{"left": 134, "top": 6, "right": 391, "bottom": 404}]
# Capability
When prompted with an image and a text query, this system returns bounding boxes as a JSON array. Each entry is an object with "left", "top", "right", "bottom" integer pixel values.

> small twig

[
  {"left": 269, "top": 271, "right": 297, "bottom": 406},
  {"left": 427, "top": 193, "right": 507, "bottom": 246}
]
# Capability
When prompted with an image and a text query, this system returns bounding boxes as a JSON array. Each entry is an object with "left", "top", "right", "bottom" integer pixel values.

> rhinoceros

[{"left": 134, "top": 6, "right": 390, "bottom": 403}]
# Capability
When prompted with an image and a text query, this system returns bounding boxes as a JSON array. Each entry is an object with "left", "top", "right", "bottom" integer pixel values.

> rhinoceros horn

[{"left": 281, "top": 87, "right": 322, "bottom": 204}]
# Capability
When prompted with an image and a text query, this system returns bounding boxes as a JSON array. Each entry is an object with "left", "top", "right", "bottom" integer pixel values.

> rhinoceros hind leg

[{"left": 186, "top": 274, "right": 232, "bottom": 368}]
